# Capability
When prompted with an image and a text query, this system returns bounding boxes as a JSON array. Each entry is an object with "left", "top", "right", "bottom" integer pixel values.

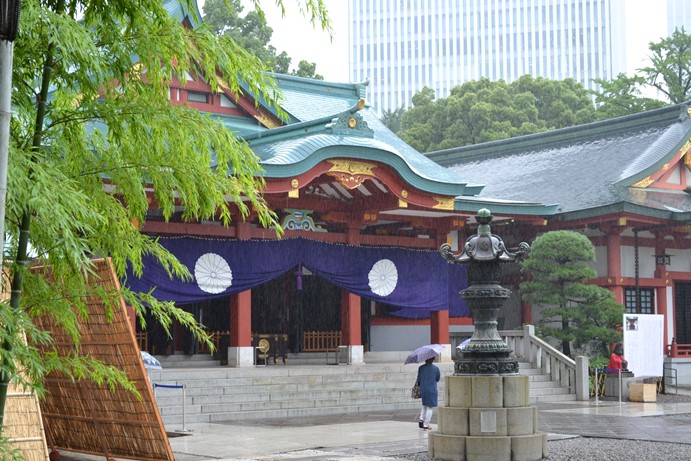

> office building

[
  {"left": 668, "top": 0, "right": 691, "bottom": 35},
  {"left": 349, "top": 0, "right": 627, "bottom": 113}
]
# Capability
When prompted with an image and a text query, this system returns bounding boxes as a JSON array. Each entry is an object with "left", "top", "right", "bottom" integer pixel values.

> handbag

[{"left": 411, "top": 382, "right": 421, "bottom": 399}]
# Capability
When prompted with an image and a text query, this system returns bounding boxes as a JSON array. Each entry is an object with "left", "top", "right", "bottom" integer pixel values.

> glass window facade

[{"left": 349, "top": 0, "right": 627, "bottom": 115}]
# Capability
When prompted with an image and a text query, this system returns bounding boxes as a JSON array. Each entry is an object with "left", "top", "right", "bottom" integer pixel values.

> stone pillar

[{"left": 575, "top": 356, "right": 589, "bottom": 401}]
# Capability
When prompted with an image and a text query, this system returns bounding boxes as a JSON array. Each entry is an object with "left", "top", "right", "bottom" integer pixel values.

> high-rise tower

[{"left": 349, "top": 0, "right": 627, "bottom": 114}]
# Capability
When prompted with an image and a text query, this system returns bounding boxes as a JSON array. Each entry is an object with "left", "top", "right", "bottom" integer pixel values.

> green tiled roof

[
  {"left": 204, "top": 73, "right": 554, "bottom": 215},
  {"left": 426, "top": 103, "right": 691, "bottom": 221},
  {"left": 164, "top": 0, "right": 202, "bottom": 28},
  {"left": 242, "top": 75, "right": 484, "bottom": 198},
  {"left": 163, "top": 5, "right": 557, "bottom": 216}
]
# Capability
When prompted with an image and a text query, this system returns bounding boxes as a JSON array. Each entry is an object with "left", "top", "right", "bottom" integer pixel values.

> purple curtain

[{"left": 124, "top": 237, "right": 469, "bottom": 317}]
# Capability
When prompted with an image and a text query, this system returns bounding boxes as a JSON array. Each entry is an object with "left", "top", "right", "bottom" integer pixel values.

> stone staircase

[
  {"left": 147, "top": 355, "right": 575, "bottom": 428},
  {"left": 519, "top": 360, "right": 577, "bottom": 404}
]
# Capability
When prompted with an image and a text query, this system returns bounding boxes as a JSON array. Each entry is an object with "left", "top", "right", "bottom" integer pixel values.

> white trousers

[{"left": 419, "top": 405, "right": 434, "bottom": 425}]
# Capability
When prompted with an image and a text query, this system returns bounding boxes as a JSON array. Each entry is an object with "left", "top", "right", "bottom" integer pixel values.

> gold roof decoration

[
  {"left": 432, "top": 196, "right": 455, "bottom": 210},
  {"left": 631, "top": 177, "right": 654, "bottom": 188}
]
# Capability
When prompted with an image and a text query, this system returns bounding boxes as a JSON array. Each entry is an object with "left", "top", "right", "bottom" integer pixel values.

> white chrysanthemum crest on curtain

[
  {"left": 368, "top": 258, "right": 398, "bottom": 296},
  {"left": 194, "top": 253, "right": 233, "bottom": 294}
]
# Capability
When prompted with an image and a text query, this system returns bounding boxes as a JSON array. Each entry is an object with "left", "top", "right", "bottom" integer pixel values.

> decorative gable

[
  {"left": 165, "top": 72, "right": 281, "bottom": 128},
  {"left": 631, "top": 138, "right": 691, "bottom": 191}
]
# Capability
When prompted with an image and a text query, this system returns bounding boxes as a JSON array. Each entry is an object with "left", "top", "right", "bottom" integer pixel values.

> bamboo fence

[
  {"left": 0, "top": 268, "right": 49, "bottom": 460},
  {"left": 31, "top": 258, "right": 174, "bottom": 461}
]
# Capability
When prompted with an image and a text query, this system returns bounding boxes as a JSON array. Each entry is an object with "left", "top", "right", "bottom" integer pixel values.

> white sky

[
  {"left": 203, "top": 1, "right": 669, "bottom": 84},
  {"left": 255, "top": 0, "right": 350, "bottom": 81}
]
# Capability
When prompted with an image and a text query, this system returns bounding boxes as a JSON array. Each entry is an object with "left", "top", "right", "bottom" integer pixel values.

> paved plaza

[{"left": 57, "top": 387, "right": 691, "bottom": 461}]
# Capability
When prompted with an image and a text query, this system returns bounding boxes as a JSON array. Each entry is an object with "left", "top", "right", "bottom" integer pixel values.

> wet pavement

[{"left": 57, "top": 387, "right": 691, "bottom": 461}]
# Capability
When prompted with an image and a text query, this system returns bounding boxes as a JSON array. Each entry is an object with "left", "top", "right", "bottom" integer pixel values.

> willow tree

[{"left": 1, "top": 0, "right": 329, "bottom": 433}]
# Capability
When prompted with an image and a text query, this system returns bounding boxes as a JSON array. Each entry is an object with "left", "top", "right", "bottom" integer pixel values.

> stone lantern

[
  {"left": 440, "top": 208, "right": 529, "bottom": 375},
  {"left": 429, "top": 209, "right": 547, "bottom": 461}
]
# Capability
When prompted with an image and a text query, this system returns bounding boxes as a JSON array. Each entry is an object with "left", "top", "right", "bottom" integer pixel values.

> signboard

[{"left": 623, "top": 314, "right": 664, "bottom": 377}]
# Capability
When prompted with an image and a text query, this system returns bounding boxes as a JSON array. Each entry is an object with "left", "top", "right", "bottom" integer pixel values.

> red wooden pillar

[
  {"left": 230, "top": 220, "right": 254, "bottom": 348},
  {"left": 521, "top": 300, "right": 532, "bottom": 325},
  {"left": 606, "top": 228, "right": 624, "bottom": 304},
  {"left": 230, "top": 290, "right": 252, "bottom": 347},
  {"left": 654, "top": 233, "right": 669, "bottom": 352},
  {"left": 656, "top": 285, "right": 668, "bottom": 352},
  {"left": 430, "top": 309, "right": 449, "bottom": 344},
  {"left": 341, "top": 291, "right": 361, "bottom": 346},
  {"left": 173, "top": 321, "right": 183, "bottom": 352},
  {"left": 340, "top": 220, "right": 363, "bottom": 347}
]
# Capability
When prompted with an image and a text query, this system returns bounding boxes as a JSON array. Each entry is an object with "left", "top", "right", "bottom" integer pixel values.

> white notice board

[{"left": 622, "top": 314, "right": 664, "bottom": 377}]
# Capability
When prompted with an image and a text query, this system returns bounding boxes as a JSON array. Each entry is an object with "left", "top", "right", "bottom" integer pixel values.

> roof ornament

[
  {"left": 440, "top": 208, "right": 530, "bottom": 265},
  {"left": 325, "top": 98, "right": 374, "bottom": 137}
]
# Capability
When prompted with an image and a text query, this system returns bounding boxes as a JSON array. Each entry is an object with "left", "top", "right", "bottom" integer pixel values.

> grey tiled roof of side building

[{"left": 426, "top": 103, "right": 691, "bottom": 219}]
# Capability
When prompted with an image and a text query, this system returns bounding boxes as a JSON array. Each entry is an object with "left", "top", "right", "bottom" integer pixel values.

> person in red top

[{"left": 608, "top": 343, "right": 628, "bottom": 371}]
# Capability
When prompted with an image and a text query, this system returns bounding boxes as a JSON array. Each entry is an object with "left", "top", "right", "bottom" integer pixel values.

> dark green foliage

[
  {"left": 520, "top": 231, "right": 624, "bottom": 358},
  {"left": 380, "top": 107, "right": 405, "bottom": 133},
  {"left": 641, "top": 27, "right": 691, "bottom": 104},
  {"left": 397, "top": 76, "right": 596, "bottom": 152},
  {"left": 590, "top": 74, "right": 667, "bottom": 120},
  {"left": 590, "top": 27, "right": 691, "bottom": 116}
]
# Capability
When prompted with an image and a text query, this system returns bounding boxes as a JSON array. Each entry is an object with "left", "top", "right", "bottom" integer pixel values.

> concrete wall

[
  {"left": 369, "top": 324, "right": 474, "bottom": 352},
  {"left": 622, "top": 245, "right": 656, "bottom": 278},
  {"left": 665, "top": 357, "right": 691, "bottom": 386},
  {"left": 369, "top": 325, "right": 430, "bottom": 351}
]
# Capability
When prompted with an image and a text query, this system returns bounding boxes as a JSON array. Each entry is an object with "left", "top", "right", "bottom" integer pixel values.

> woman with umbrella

[{"left": 416, "top": 354, "right": 440, "bottom": 431}]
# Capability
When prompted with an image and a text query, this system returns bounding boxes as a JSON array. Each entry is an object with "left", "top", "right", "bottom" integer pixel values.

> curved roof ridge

[
  {"left": 617, "top": 121, "right": 689, "bottom": 184},
  {"left": 243, "top": 99, "right": 367, "bottom": 144},
  {"left": 273, "top": 73, "right": 369, "bottom": 101},
  {"left": 165, "top": 0, "right": 203, "bottom": 28},
  {"left": 426, "top": 102, "right": 690, "bottom": 165}
]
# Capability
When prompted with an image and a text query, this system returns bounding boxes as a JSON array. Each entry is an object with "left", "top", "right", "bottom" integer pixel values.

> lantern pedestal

[{"left": 428, "top": 375, "right": 547, "bottom": 461}]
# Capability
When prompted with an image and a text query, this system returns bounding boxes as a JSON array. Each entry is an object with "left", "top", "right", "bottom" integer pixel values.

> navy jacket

[{"left": 417, "top": 362, "right": 440, "bottom": 407}]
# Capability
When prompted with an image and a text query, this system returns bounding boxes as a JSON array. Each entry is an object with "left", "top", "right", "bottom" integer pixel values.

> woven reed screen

[
  {"left": 4, "top": 382, "right": 50, "bottom": 461},
  {"left": 0, "top": 269, "right": 49, "bottom": 460},
  {"left": 32, "top": 258, "right": 174, "bottom": 461}
]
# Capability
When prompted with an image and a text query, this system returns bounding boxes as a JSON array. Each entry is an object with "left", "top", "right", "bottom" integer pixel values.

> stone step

[{"left": 149, "top": 360, "right": 577, "bottom": 427}]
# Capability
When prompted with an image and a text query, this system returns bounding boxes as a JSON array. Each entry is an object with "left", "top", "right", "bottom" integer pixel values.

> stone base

[
  {"left": 347, "top": 345, "right": 364, "bottom": 364},
  {"left": 429, "top": 375, "right": 546, "bottom": 461},
  {"left": 226, "top": 346, "right": 254, "bottom": 367},
  {"left": 455, "top": 351, "right": 519, "bottom": 375},
  {"left": 604, "top": 371, "right": 634, "bottom": 399}
]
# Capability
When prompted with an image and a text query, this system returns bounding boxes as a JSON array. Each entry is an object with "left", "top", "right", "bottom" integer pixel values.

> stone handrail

[
  {"left": 500, "top": 325, "right": 576, "bottom": 391},
  {"left": 451, "top": 324, "right": 588, "bottom": 400}
]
